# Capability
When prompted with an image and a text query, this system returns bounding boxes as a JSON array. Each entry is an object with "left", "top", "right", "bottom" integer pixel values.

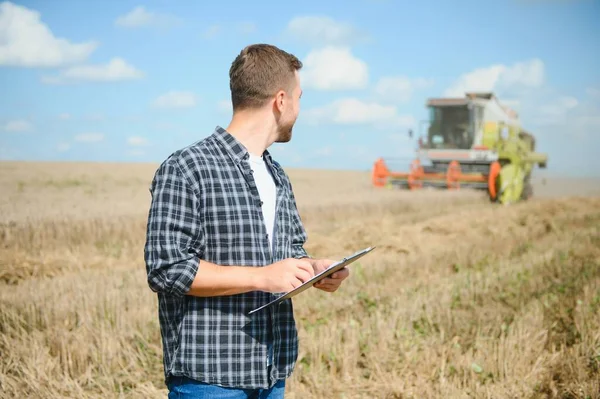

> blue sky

[{"left": 1, "top": 0, "right": 599, "bottom": 176}]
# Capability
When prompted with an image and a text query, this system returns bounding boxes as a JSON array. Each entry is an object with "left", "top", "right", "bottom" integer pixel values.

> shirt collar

[
  {"left": 213, "top": 125, "right": 276, "bottom": 166},
  {"left": 212, "top": 125, "right": 282, "bottom": 184},
  {"left": 213, "top": 125, "right": 249, "bottom": 164}
]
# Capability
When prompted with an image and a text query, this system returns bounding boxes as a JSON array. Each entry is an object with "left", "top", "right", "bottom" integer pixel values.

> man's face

[{"left": 276, "top": 71, "right": 302, "bottom": 143}]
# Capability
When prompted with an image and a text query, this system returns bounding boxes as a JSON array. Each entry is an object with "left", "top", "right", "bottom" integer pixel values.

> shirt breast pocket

[{"left": 204, "top": 197, "right": 250, "bottom": 248}]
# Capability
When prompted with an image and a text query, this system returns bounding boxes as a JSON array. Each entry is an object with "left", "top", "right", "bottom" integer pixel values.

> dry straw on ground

[{"left": 1, "top": 161, "right": 599, "bottom": 398}]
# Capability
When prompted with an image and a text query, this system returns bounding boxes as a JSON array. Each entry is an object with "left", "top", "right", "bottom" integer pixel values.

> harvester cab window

[{"left": 427, "top": 105, "right": 474, "bottom": 150}]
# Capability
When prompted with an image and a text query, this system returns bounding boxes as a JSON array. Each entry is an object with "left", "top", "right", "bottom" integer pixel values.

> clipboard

[{"left": 248, "top": 246, "right": 375, "bottom": 315}]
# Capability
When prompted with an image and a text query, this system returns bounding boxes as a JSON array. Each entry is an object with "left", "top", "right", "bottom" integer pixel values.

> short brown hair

[{"left": 229, "top": 44, "right": 302, "bottom": 111}]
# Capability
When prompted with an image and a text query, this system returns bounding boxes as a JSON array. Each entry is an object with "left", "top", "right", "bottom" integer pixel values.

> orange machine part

[
  {"left": 408, "top": 159, "right": 424, "bottom": 189},
  {"left": 446, "top": 160, "right": 461, "bottom": 190},
  {"left": 488, "top": 161, "right": 501, "bottom": 199},
  {"left": 372, "top": 158, "right": 389, "bottom": 187},
  {"left": 373, "top": 157, "right": 489, "bottom": 189}
]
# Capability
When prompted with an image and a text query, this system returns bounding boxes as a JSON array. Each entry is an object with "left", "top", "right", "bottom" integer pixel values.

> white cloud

[
  {"left": 41, "top": 58, "right": 144, "bottom": 84},
  {"left": 3, "top": 120, "right": 32, "bottom": 132},
  {"left": 115, "top": 6, "right": 152, "bottom": 27},
  {"left": 444, "top": 59, "right": 544, "bottom": 97},
  {"left": 0, "top": 1, "right": 97, "bottom": 67},
  {"left": 303, "top": 98, "right": 415, "bottom": 129},
  {"left": 528, "top": 94, "right": 600, "bottom": 152},
  {"left": 285, "top": 16, "right": 366, "bottom": 46},
  {"left": 153, "top": 91, "right": 198, "bottom": 109},
  {"left": 374, "top": 76, "right": 434, "bottom": 103},
  {"left": 445, "top": 65, "right": 504, "bottom": 97},
  {"left": 75, "top": 133, "right": 104, "bottom": 143},
  {"left": 56, "top": 142, "right": 71, "bottom": 152},
  {"left": 534, "top": 96, "right": 582, "bottom": 126},
  {"left": 508, "top": 84, "right": 600, "bottom": 141},
  {"left": 58, "top": 113, "right": 71, "bottom": 120},
  {"left": 114, "top": 6, "right": 180, "bottom": 29},
  {"left": 502, "top": 59, "right": 545, "bottom": 88},
  {"left": 301, "top": 47, "right": 368, "bottom": 91},
  {"left": 127, "top": 136, "right": 149, "bottom": 146},
  {"left": 435, "top": 60, "right": 600, "bottom": 173}
]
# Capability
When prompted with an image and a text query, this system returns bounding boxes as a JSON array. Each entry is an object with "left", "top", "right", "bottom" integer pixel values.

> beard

[{"left": 275, "top": 117, "right": 295, "bottom": 143}]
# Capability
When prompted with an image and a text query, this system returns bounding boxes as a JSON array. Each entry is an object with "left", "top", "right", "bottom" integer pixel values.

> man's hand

[
  {"left": 256, "top": 258, "right": 315, "bottom": 293},
  {"left": 307, "top": 258, "right": 350, "bottom": 293}
]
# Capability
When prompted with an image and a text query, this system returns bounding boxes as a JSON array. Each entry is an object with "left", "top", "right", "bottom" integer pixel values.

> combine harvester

[{"left": 372, "top": 92, "right": 548, "bottom": 204}]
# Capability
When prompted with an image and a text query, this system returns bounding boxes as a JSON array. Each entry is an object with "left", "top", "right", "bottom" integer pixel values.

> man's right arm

[
  {"left": 144, "top": 159, "right": 315, "bottom": 298},
  {"left": 144, "top": 159, "right": 203, "bottom": 297},
  {"left": 185, "top": 257, "right": 315, "bottom": 297}
]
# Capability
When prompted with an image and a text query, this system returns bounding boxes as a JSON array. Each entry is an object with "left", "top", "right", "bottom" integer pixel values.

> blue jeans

[{"left": 167, "top": 376, "right": 286, "bottom": 399}]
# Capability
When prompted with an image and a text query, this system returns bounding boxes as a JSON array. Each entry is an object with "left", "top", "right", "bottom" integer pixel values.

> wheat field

[{"left": 1, "top": 161, "right": 599, "bottom": 399}]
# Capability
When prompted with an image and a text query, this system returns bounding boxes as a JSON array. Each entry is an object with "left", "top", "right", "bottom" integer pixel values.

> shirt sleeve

[
  {"left": 288, "top": 183, "right": 310, "bottom": 260},
  {"left": 144, "top": 159, "right": 204, "bottom": 297}
]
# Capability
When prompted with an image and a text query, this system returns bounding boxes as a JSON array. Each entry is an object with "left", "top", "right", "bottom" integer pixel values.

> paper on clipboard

[{"left": 247, "top": 246, "right": 375, "bottom": 315}]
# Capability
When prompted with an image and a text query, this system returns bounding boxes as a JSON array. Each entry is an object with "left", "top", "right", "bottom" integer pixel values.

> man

[{"left": 144, "top": 43, "right": 350, "bottom": 398}]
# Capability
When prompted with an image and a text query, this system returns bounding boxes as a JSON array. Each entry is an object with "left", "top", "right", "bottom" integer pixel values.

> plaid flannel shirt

[{"left": 144, "top": 126, "right": 309, "bottom": 389}]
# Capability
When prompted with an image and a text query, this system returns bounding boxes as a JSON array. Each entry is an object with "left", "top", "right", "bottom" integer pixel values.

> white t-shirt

[
  {"left": 248, "top": 153, "right": 277, "bottom": 366},
  {"left": 248, "top": 153, "right": 277, "bottom": 252}
]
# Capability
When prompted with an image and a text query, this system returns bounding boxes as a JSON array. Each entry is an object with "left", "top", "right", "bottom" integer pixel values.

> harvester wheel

[
  {"left": 521, "top": 173, "right": 533, "bottom": 200},
  {"left": 408, "top": 159, "right": 423, "bottom": 190},
  {"left": 446, "top": 160, "right": 461, "bottom": 190}
]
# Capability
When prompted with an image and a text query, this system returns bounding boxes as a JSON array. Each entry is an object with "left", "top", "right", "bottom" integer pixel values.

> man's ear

[{"left": 274, "top": 90, "right": 286, "bottom": 113}]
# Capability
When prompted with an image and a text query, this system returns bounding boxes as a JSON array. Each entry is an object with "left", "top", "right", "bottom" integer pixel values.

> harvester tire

[{"left": 521, "top": 173, "right": 533, "bottom": 200}]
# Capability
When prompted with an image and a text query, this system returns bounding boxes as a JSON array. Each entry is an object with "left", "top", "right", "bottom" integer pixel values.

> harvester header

[{"left": 372, "top": 92, "right": 548, "bottom": 204}]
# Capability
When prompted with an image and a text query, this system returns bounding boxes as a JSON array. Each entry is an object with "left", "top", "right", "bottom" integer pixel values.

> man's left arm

[{"left": 288, "top": 186, "right": 309, "bottom": 261}]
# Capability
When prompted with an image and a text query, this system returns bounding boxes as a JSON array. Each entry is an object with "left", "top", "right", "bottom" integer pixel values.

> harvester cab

[{"left": 372, "top": 92, "right": 548, "bottom": 204}]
